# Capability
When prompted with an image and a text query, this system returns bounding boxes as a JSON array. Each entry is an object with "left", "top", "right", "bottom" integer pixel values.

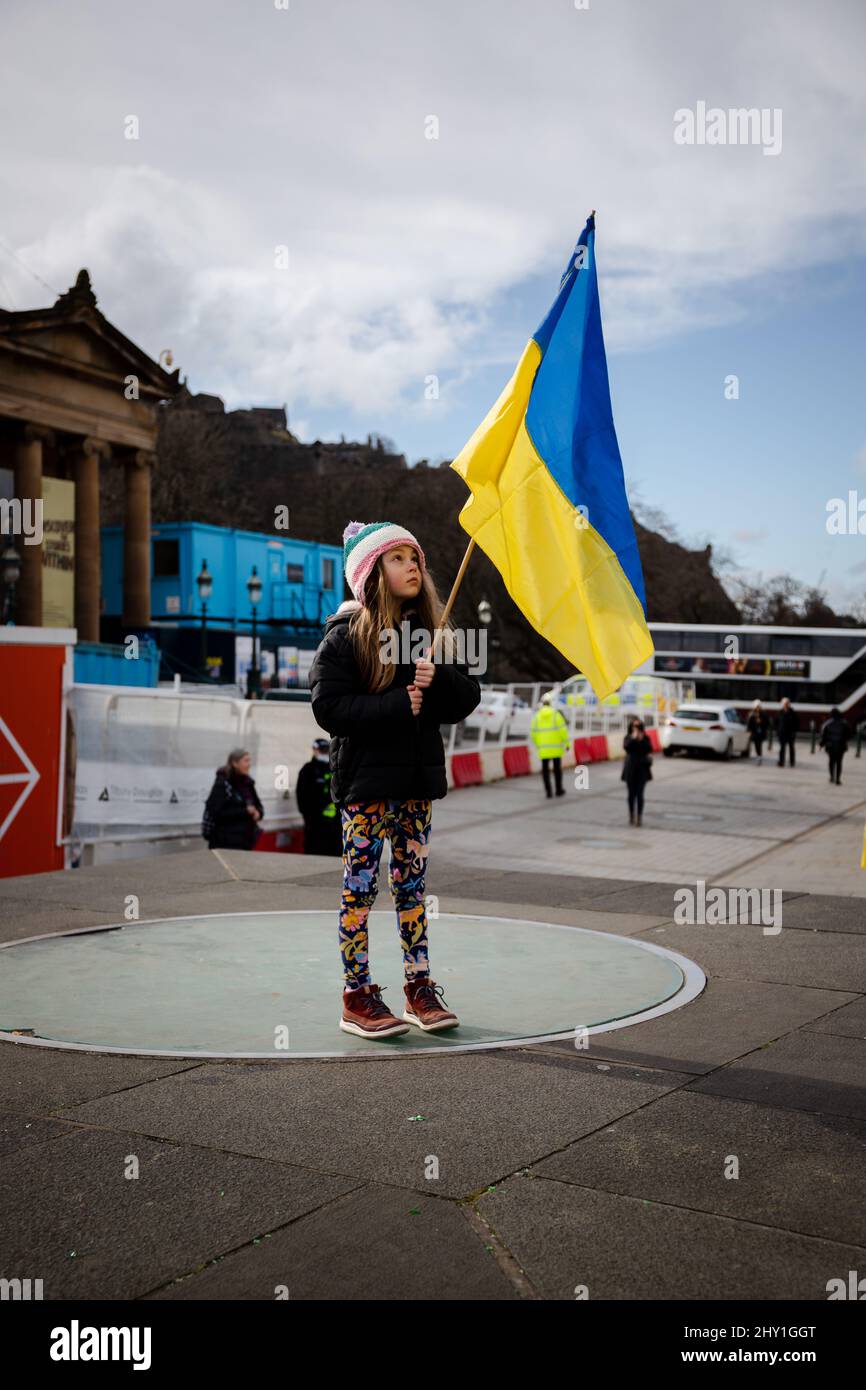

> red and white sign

[{"left": 0, "top": 628, "right": 73, "bottom": 877}]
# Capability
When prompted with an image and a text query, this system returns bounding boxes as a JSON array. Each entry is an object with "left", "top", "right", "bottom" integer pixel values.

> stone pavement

[
  {"left": 438, "top": 740, "right": 866, "bottom": 892},
  {"left": 0, "top": 746, "right": 864, "bottom": 1300}
]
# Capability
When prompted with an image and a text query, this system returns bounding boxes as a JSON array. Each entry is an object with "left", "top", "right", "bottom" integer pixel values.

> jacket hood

[
  {"left": 324, "top": 598, "right": 362, "bottom": 633},
  {"left": 323, "top": 597, "right": 420, "bottom": 634}
]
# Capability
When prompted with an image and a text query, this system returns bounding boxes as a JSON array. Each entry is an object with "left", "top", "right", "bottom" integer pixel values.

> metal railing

[{"left": 440, "top": 682, "right": 669, "bottom": 756}]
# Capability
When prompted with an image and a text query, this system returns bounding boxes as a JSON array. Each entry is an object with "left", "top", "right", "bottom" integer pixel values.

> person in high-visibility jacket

[{"left": 530, "top": 692, "right": 570, "bottom": 798}]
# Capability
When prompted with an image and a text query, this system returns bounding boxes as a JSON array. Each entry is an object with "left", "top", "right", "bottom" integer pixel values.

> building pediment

[
  {"left": 0, "top": 268, "right": 180, "bottom": 398},
  {"left": 0, "top": 269, "right": 182, "bottom": 448}
]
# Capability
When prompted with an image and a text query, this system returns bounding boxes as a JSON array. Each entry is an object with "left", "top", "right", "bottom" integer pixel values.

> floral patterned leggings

[{"left": 339, "top": 799, "right": 432, "bottom": 990}]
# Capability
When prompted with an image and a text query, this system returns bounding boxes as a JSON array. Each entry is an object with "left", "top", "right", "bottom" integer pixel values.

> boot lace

[
  {"left": 412, "top": 979, "right": 447, "bottom": 1010},
  {"left": 362, "top": 985, "right": 393, "bottom": 1018}
]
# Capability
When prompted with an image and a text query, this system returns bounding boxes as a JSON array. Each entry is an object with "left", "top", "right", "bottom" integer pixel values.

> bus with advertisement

[{"left": 634, "top": 623, "right": 866, "bottom": 724}]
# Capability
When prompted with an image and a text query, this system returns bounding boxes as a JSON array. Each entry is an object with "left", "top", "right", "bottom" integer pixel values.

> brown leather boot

[
  {"left": 403, "top": 976, "right": 459, "bottom": 1032},
  {"left": 340, "top": 983, "right": 410, "bottom": 1038}
]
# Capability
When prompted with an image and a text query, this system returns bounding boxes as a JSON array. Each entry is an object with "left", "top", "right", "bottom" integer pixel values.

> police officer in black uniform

[{"left": 295, "top": 737, "right": 343, "bottom": 855}]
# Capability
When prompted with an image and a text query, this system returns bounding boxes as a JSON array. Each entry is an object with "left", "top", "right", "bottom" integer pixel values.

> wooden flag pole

[
  {"left": 427, "top": 534, "right": 476, "bottom": 661},
  {"left": 439, "top": 536, "right": 476, "bottom": 628}
]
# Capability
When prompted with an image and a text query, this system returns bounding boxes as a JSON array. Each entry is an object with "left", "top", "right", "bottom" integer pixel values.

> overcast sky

[{"left": 2, "top": 0, "right": 865, "bottom": 609}]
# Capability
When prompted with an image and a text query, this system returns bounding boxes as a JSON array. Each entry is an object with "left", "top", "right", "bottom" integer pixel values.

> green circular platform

[{"left": 0, "top": 911, "right": 704, "bottom": 1058}]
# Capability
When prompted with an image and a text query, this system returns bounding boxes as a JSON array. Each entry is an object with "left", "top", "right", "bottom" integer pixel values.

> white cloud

[{"left": 1, "top": 0, "right": 865, "bottom": 426}]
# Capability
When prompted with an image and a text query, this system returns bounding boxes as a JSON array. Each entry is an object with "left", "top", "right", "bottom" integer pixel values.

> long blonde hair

[{"left": 348, "top": 556, "right": 457, "bottom": 692}]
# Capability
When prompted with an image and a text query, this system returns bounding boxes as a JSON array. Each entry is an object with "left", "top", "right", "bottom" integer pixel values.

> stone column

[
  {"left": 122, "top": 449, "right": 154, "bottom": 629},
  {"left": 12, "top": 424, "right": 54, "bottom": 627},
  {"left": 70, "top": 436, "right": 110, "bottom": 643}
]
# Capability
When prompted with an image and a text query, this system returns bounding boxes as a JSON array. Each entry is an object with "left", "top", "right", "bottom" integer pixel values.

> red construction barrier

[
  {"left": 503, "top": 744, "right": 531, "bottom": 777},
  {"left": 573, "top": 737, "right": 592, "bottom": 763},
  {"left": 254, "top": 826, "right": 306, "bottom": 854},
  {"left": 451, "top": 751, "right": 483, "bottom": 787},
  {"left": 648, "top": 728, "right": 661, "bottom": 752},
  {"left": 588, "top": 735, "right": 608, "bottom": 762}
]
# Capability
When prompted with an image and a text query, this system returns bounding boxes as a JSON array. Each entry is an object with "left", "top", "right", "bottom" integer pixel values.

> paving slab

[
  {"left": 0, "top": 1109, "right": 81, "bottom": 1158},
  {"left": 633, "top": 920, "right": 866, "bottom": 991},
  {"left": 213, "top": 850, "right": 345, "bottom": 882},
  {"left": 432, "top": 867, "right": 649, "bottom": 906},
  {"left": 530, "top": 1088, "right": 866, "bottom": 1246},
  {"left": 803, "top": 997, "right": 866, "bottom": 1038},
  {"left": 0, "top": 849, "right": 228, "bottom": 905},
  {"left": 475, "top": 1175, "right": 865, "bottom": 1299},
  {"left": 527, "top": 978, "right": 858, "bottom": 1073},
  {"left": 145, "top": 1183, "right": 517, "bottom": 1301},
  {"left": 437, "top": 828, "right": 774, "bottom": 885},
  {"left": 590, "top": 883, "right": 805, "bottom": 917},
  {"left": 0, "top": 1127, "right": 356, "bottom": 1300},
  {"left": 0, "top": 1042, "right": 201, "bottom": 1114},
  {"left": 0, "top": 880, "right": 252, "bottom": 920},
  {"left": 725, "top": 814, "right": 866, "bottom": 898},
  {"left": 432, "top": 900, "right": 671, "bottom": 938},
  {"left": 689, "top": 1031, "right": 866, "bottom": 1121},
  {"left": 54, "top": 1052, "right": 692, "bottom": 1200},
  {"left": 0, "top": 905, "right": 128, "bottom": 942},
  {"left": 563, "top": 794, "right": 818, "bottom": 843},
  {"left": 763, "top": 893, "right": 866, "bottom": 935}
]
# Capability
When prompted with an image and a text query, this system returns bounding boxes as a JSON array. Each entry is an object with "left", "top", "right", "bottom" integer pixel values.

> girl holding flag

[{"left": 309, "top": 520, "right": 481, "bottom": 1040}]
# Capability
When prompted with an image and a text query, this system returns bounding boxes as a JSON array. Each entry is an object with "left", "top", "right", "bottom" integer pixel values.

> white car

[
  {"left": 463, "top": 690, "right": 534, "bottom": 739},
  {"left": 661, "top": 702, "right": 750, "bottom": 760}
]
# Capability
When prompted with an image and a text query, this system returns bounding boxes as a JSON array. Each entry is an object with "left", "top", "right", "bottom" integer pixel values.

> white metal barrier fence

[{"left": 70, "top": 684, "right": 321, "bottom": 846}]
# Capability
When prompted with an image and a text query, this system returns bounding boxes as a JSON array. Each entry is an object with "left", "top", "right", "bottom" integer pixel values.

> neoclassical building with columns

[{"left": 0, "top": 269, "right": 181, "bottom": 639}]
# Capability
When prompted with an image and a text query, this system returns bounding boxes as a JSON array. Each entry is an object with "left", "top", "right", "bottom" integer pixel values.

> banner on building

[{"left": 42, "top": 476, "right": 76, "bottom": 628}]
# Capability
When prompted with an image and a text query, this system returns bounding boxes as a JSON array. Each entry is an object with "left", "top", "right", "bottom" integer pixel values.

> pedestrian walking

[
  {"left": 295, "top": 737, "right": 342, "bottom": 856},
  {"left": 747, "top": 699, "right": 768, "bottom": 765},
  {"left": 530, "top": 691, "right": 570, "bottom": 798},
  {"left": 622, "top": 717, "right": 653, "bottom": 826},
  {"left": 819, "top": 707, "right": 850, "bottom": 786},
  {"left": 201, "top": 749, "right": 264, "bottom": 850},
  {"left": 309, "top": 520, "right": 481, "bottom": 1040},
  {"left": 777, "top": 697, "right": 799, "bottom": 768}
]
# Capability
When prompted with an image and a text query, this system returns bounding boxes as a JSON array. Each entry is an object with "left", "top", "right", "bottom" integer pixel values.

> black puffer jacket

[
  {"left": 309, "top": 600, "right": 481, "bottom": 806},
  {"left": 201, "top": 770, "right": 264, "bottom": 850},
  {"left": 819, "top": 713, "right": 850, "bottom": 751},
  {"left": 621, "top": 733, "right": 653, "bottom": 786}
]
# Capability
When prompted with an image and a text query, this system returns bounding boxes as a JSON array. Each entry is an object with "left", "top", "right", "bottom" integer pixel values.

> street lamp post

[
  {"left": 247, "top": 564, "right": 263, "bottom": 698},
  {"left": 477, "top": 597, "right": 493, "bottom": 684},
  {"left": 1, "top": 544, "right": 21, "bottom": 625},
  {"left": 196, "top": 560, "right": 212, "bottom": 679}
]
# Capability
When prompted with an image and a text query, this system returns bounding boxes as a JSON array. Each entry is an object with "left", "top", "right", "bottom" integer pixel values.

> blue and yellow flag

[{"left": 450, "top": 214, "right": 654, "bottom": 699}]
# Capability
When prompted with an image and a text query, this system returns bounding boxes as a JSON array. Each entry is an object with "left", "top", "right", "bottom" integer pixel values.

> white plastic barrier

[{"left": 71, "top": 684, "right": 321, "bottom": 844}]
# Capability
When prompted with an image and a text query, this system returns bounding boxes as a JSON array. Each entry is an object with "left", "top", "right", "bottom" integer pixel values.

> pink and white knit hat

[{"left": 342, "top": 520, "right": 426, "bottom": 605}]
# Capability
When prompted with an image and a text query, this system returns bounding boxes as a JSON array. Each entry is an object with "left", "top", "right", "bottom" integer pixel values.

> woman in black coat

[
  {"left": 202, "top": 748, "right": 264, "bottom": 850},
  {"left": 622, "top": 718, "right": 653, "bottom": 826},
  {"left": 746, "top": 701, "right": 768, "bottom": 764}
]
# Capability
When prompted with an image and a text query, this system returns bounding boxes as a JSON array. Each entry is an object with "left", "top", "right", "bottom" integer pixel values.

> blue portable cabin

[{"left": 100, "top": 521, "right": 344, "bottom": 685}]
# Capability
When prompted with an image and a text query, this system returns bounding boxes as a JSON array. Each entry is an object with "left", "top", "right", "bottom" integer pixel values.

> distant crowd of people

[{"left": 746, "top": 697, "right": 851, "bottom": 783}]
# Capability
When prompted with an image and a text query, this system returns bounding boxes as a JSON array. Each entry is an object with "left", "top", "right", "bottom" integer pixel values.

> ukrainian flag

[{"left": 450, "top": 214, "right": 654, "bottom": 699}]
